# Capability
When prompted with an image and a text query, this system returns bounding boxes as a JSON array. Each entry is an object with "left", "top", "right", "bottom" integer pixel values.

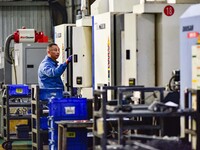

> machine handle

[
  {"left": 27, "top": 64, "right": 34, "bottom": 68},
  {"left": 74, "top": 54, "right": 78, "bottom": 63},
  {"left": 126, "top": 49, "right": 130, "bottom": 60}
]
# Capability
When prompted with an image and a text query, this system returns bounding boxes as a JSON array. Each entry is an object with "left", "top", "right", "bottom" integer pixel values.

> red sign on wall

[
  {"left": 164, "top": 5, "right": 175, "bottom": 16},
  {"left": 187, "top": 32, "right": 199, "bottom": 38}
]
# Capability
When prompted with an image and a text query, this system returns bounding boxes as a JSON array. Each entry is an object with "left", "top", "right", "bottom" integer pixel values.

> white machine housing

[
  {"left": 93, "top": 12, "right": 114, "bottom": 89},
  {"left": 192, "top": 45, "right": 200, "bottom": 89},
  {"left": 54, "top": 24, "right": 75, "bottom": 84},
  {"left": 72, "top": 26, "right": 92, "bottom": 87},
  {"left": 93, "top": 12, "right": 137, "bottom": 90},
  {"left": 133, "top": 3, "right": 192, "bottom": 87},
  {"left": 91, "top": 0, "right": 140, "bottom": 16},
  {"left": 93, "top": 11, "right": 157, "bottom": 91},
  {"left": 180, "top": 4, "right": 200, "bottom": 109},
  {"left": 109, "top": 0, "right": 139, "bottom": 12},
  {"left": 122, "top": 13, "right": 137, "bottom": 86}
]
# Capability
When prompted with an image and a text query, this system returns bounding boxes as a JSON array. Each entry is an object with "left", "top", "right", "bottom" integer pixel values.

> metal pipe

[{"left": 4, "top": 34, "right": 14, "bottom": 64}]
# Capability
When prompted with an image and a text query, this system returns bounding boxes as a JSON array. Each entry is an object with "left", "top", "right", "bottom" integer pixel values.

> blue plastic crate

[
  {"left": 8, "top": 84, "right": 29, "bottom": 96},
  {"left": 49, "top": 126, "right": 87, "bottom": 150},
  {"left": 48, "top": 98, "right": 88, "bottom": 120},
  {"left": 39, "top": 88, "right": 63, "bottom": 100},
  {"left": 32, "top": 117, "right": 48, "bottom": 130},
  {"left": 66, "top": 128, "right": 88, "bottom": 145},
  {"left": 40, "top": 117, "right": 48, "bottom": 130},
  {"left": 67, "top": 143, "right": 87, "bottom": 150}
]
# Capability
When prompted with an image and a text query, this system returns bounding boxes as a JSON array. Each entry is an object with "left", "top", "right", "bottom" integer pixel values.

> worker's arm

[{"left": 40, "top": 55, "right": 73, "bottom": 77}]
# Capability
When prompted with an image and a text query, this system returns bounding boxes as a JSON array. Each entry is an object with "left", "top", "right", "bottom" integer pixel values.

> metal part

[
  {"left": 93, "top": 85, "right": 200, "bottom": 150},
  {"left": 168, "top": 69, "right": 180, "bottom": 92},
  {"left": 31, "top": 85, "right": 48, "bottom": 150},
  {"left": 2, "top": 85, "right": 31, "bottom": 144}
]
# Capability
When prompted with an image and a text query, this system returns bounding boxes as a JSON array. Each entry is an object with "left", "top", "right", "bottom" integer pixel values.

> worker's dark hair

[{"left": 47, "top": 43, "right": 57, "bottom": 49}]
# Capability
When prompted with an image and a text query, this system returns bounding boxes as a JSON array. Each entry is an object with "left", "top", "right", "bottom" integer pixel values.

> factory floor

[{"left": 0, "top": 138, "right": 32, "bottom": 150}]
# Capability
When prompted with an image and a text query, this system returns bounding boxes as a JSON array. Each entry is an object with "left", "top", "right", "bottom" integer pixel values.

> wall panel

[{"left": 0, "top": 5, "right": 51, "bottom": 46}]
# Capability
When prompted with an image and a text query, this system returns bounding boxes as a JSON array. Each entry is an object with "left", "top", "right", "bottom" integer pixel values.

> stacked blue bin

[
  {"left": 39, "top": 88, "right": 63, "bottom": 100},
  {"left": 39, "top": 88, "right": 63, "bottom": 130},
  {"left": 48, "top": 97, "right": 88, "bottom": 150},
  {"left": 8, "top": 84, "right": 30, "bottom": 96}
]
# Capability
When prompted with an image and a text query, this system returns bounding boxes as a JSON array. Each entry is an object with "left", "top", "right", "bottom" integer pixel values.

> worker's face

[{"left": 48, "top": 45, "right": 60, "bottom": 61}]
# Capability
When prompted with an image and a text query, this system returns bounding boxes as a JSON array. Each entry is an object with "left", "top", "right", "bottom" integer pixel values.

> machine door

[{"left": 26, "top": 48, "right": 46, "bottom": 84}]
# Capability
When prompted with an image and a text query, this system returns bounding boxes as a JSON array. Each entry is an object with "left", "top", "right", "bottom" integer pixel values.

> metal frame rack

[
  {"left": 0, "top": 89, "right": 3, "bottom": 137},
  {"left": 31, "top": 85, "right": 48, "bottom": 150},
  {"left": 93, "top": 86, "right": 200, "bottom": 150},
  {"left": 2, "top": 85, "right": 31, "bottom": 142},
  {"left": 184, "top": 88, "right": 200, "bottom": 147}
]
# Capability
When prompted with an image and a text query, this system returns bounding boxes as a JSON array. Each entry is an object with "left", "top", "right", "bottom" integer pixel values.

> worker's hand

[{"left": 66, "top": 55, "right": 73, "bottom": 64}]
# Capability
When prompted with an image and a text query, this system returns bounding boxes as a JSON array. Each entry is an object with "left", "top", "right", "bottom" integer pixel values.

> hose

[{"left": 4, "top": 34, "right": 14, "bottom": 64}]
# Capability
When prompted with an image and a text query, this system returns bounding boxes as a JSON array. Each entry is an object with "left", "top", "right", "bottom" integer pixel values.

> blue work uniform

[{"left": 38, "top": 56, "right": 67, "bottom": 90}]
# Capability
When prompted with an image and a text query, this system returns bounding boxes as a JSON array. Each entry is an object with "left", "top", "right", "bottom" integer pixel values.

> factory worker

[{"left": 38, "top": 43, "right": 72, "bottom": 90}]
